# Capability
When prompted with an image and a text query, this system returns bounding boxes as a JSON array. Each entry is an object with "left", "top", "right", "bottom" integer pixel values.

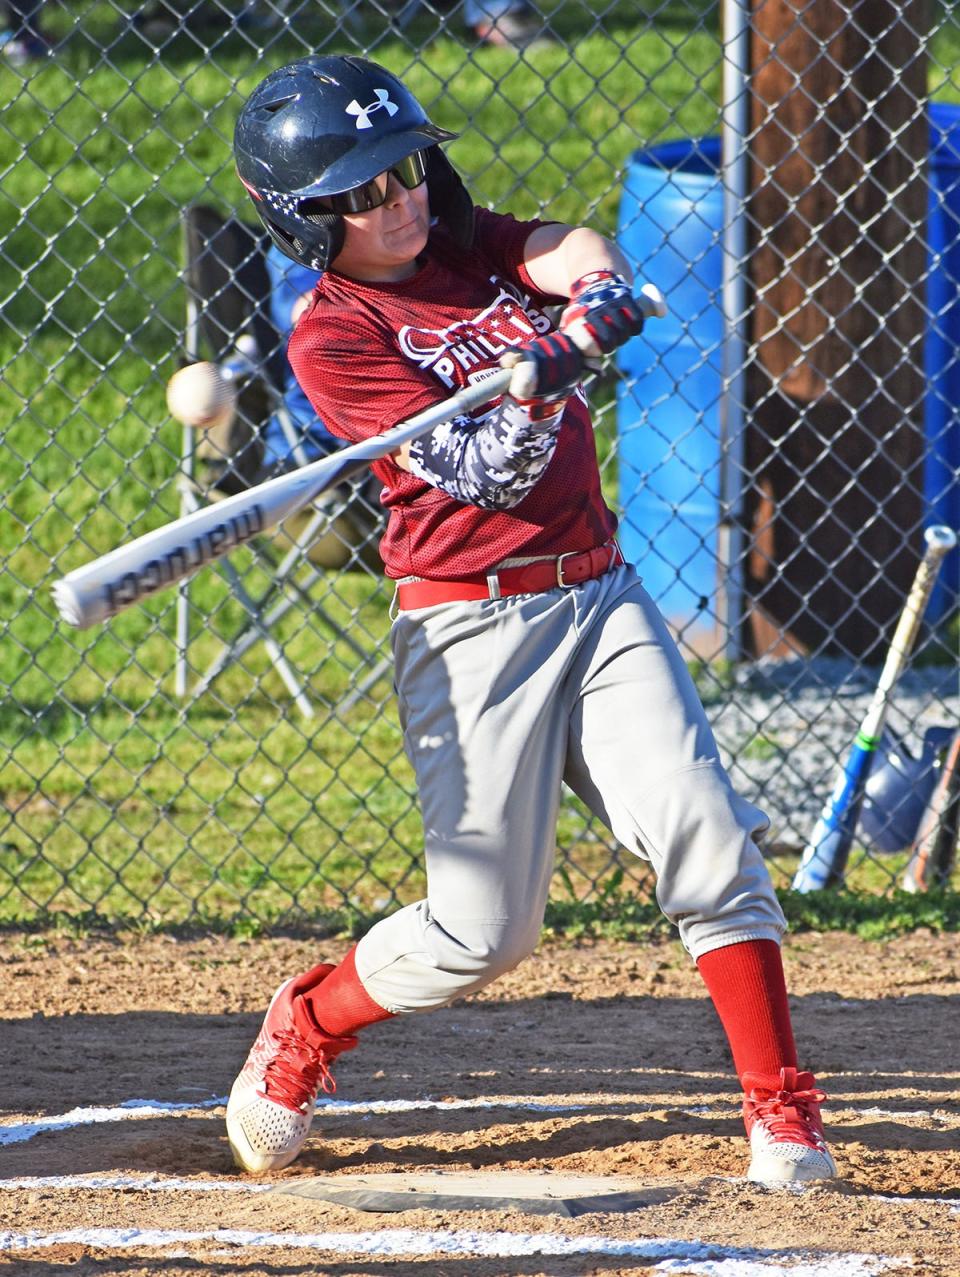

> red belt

[{"left": 396, "top": 542, "right": 623, "bottom": 610}]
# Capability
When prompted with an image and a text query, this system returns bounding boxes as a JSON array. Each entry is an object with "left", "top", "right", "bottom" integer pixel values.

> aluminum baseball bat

[
  {"left": 52, "top": 368, "right": 515, "bottom": 629},
  {"left": 792, "top": 524, "right": 957, "bottom": 893},
  {"left": 52, "top": 281, "right": 668, "bottom": 630},
  {"left": 902, "top": 726, "right": 960, "bottom": 893}
]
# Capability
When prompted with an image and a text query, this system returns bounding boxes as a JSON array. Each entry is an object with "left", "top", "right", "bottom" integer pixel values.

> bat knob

[
  {"left": 924, "top": 525, "right": 958, "bottom": 554},
  {"left": 639, "top": 283, "right": 667, "bottom": 319}
]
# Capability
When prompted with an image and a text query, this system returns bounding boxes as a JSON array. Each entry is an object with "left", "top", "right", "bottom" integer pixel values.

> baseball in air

[{"left": 166, "top": 361, "right": 237, "bottom": 429}]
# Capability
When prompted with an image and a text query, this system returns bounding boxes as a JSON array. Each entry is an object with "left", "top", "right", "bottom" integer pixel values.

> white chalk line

[
  {"left": 0, "top": 1094, "right": 698, "bottom": 1147},
  {"left": 0, "top": 1173, "right": 274, "bottom": 1193},
  {"left": 876, "top": 1194, "right": 960, "bottom": 1213},
  {"left": 3, "top": 1092, "right": 956, "bottom": 1149},
  {"left": 856, "top": 1106, "right": 959, "bottom": 1121},
  {"left": 0, "top": 1225, "right": 906, "bottom": 1276},
  {"left": 317, "top": 1095, "right": 594, "bottom": 1114},
  {"left": 0, "top": 1098, "right": 225, "bottom": 1146}
]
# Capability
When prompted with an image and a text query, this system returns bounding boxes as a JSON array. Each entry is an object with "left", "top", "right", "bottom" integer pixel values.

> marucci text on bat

[{"left": 104, "top": 505, "right": 266, "bottom": 613}]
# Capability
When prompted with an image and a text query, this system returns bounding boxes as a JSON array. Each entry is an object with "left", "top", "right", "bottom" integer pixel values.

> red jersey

[{"left": 288, "top": 207, "right": 617, "bottom": 580}]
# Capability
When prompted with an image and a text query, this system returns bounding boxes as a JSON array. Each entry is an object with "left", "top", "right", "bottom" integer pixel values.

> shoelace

[
  {"left": 748, "top": 1085, "right": 827, "bottom": 1147},
  {"left": 264, "top": 1029, "right": 337, "bottom": 1111}
]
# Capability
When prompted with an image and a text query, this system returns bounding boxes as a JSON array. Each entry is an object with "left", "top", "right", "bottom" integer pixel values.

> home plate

[{"left": 271, "top": 1171, "right": 678, "bottom": 1217}]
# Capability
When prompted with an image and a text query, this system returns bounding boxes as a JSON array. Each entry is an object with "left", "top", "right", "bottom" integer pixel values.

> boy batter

[{"left": 226, "top": 54, "right": 836, "bottom": 1185}]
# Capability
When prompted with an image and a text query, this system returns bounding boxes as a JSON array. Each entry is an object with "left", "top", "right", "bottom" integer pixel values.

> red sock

[
  {"left": 295, "top": 946, "right": 394, "bottom": 1040},
  {"left": 696, "top": 939, "right": 797, "bottom": 1085}
]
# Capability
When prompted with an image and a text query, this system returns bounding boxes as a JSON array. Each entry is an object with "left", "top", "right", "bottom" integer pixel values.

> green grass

[
  {"left": 5, "top": 885, "right": 959, "bottom": 945},
  {"left": 546, "top": 885, "right": 960, "bottom": 943},
  {"left": 1, "top": 6, "right": 959, "bottom": 927}
]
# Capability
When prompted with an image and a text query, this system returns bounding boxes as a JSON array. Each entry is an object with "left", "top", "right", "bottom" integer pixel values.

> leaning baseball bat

[
  {"left": 902, "top": 727, "right": 960, "bottom": 893},
  {"left": 53, "top": 284, "right": 666, "bottom": 630},
  {"left": 792, "top": 524, "right": 958, "bottom": 893}
]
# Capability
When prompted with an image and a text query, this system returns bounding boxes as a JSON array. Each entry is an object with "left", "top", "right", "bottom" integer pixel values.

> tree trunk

[{"left": 746, "top": 0, "right": 928, "bottom": 660}]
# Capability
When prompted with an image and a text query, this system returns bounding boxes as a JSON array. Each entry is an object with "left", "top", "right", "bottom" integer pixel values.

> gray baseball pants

[{"left": 355, "top": 563, "right": 785, "bottom": 1013}]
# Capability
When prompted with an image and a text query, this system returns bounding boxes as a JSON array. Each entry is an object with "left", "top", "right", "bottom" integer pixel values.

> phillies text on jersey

[{"left": 397, "top": 281, "right": 553, "bottom": 389}]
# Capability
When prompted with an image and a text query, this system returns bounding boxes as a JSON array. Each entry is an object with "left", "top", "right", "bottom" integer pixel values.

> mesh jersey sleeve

[
  {"left": 470, "top": 207, "right": 567, "bottom": 309},
  {"left": 290, "top": 307, "right": 457, "bottom": 451}
]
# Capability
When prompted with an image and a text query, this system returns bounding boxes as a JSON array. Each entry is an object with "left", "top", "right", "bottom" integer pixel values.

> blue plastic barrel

[
  {"left": 615, "top": 136, "right": 723, "bottom": 638},
  {"left": 618, "top": 112, "right": 960, "bottom": 630},
  {"left": 924, "top": 102, "right": 960, "bottom": 619}
]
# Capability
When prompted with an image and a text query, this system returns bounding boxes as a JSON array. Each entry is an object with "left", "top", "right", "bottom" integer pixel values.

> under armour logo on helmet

[{"left": 345, "top": 89, "right": 399, "bottom": 130}]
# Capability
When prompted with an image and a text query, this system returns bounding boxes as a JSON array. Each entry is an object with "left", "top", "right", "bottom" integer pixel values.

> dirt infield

[{"left": 0, "top": 927, "right": 958, "bottom": 1276}]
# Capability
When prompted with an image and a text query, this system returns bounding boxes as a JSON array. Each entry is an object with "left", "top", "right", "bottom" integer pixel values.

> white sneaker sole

[
  {"left": 226, "top": 1080, "right": 316, "bottom": 1173},
  {"left": 747, "top": 1141, "right": 838, "bottom": 1184}
]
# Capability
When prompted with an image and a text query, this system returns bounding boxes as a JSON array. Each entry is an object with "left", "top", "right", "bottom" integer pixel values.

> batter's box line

[
  {"left": 0, "top": 1173, "right": 273, "bottom": 1193},
  {"left": 0, "top": 1094, "right": 722, "bottom": 1147},
  {"left": 853, "top": 1106, "right": 960, "bottom": 1122},
  {"left": 0, "top": 1224, "right": 909, "bottom": 1276},
  {"left": 0, "top": 1098, "right": 226, "bottom": 1146},
  {"left": 4, "top": 1092, "right": 953, "bottom": 1149}
]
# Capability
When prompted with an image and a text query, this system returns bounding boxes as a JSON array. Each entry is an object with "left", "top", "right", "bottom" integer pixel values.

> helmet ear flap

[
  {"left": 297, "top": 201, "right": 345, "bottom": 270},
  {"left": 255, "top": 202, "right": 345, "bottom": 272},
  {"left": 425, "top": 146, "right": 474, "bottom": 249}
]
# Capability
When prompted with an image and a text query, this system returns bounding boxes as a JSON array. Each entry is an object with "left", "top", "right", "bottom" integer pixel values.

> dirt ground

[{"left": 0, "top": 927, "right": 958, "bottom": 1276}]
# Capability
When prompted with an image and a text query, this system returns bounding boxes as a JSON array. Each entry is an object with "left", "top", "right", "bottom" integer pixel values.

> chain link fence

[{"left": 1, "top": 0, "right": 959, "bottom": 928}]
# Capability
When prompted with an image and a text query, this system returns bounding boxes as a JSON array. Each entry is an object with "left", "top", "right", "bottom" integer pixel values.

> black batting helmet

[{"left": 234, "top": 55, "right": 474, "bottom": 271}]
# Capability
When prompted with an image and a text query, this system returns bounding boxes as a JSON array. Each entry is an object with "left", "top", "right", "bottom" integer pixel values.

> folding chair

[{"left": 174, "top": 202, "right": 391, "bottom": 718}]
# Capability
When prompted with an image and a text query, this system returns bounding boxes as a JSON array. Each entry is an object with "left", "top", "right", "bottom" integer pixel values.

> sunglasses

[{"left": 304, "top": 149, "right": 429, "bottom": 217}]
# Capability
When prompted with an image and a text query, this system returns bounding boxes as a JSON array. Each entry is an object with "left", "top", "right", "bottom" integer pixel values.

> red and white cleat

[
  {"left": 742, "top": 1067, "right": 838, "bottom": 1184},
  {"left": 226, "top": 963, "right": 357, "bottom": 1173}
]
